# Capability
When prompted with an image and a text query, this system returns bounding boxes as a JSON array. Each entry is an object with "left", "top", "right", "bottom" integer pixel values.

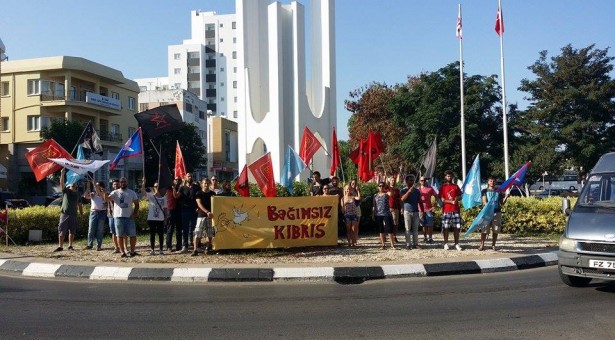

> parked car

[
  {"left": 535, "top": 189, "right": 563, "bottom": 199},
  {"left": 559, "top": 152, "right": 615, "bottom": 287},
  {"left": 0, "top": 192, "right": 30, "bottom": 209}
]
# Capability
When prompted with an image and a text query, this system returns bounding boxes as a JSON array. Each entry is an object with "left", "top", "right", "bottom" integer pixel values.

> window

[
  {"left": 232, "top": 51, "right": 237, "bottom": 59},
  {"left": 185, "top": 103, "right": 193, "bottom": 112},
  {"left": 174, "top": 68, "right": 181, "bottom": 75},
  {"left": 233, "top": 67, "right": 237, "bottom": 73},
  {"left": 27, "top": 79, "right": 40, "bottom": 95},
  {"left": 70, "top": 86, "right": 77, "bottom": 100},
  {"left": 1, "top": 117, "right": 9, "bottom": 131},
  {"left": 232, "top": 21, "right": 236, "bottom": 29},
  {"left": 128, "top": 127, "right": 136, "bottom": 137},
  {"left": 128, "top": 96, "right": 136, "bottom": 110},
  {"left": 174, "top": 53, "right": 181, "bottom": 60},
  {"left": 199, "top": 111, "right": 205, "bottom": 120},
  {"left": 234, "top": 96, "right": 237, "bottom": 103},
  {"left": 111, "top": 124, "right": 120, "bottom": 136},
  {"left": 233, "top": 37, "right": 237, "bottom": 43},
  {"left": 233, "top": 111, "right": 238, "bottom": 119},
  {"left": 54, "top": 83, "right": 65, "bottom": 97},
  {"left": 1, "top": 81, "right": 9, "bottom": 96},
  {"left": 219, "top": 23, "right": 223, "bottom": 28},
  {"left": 139, "top": 103, "right": 148, "bottom": 112},
  {"left": 27, "top": 115, "right": 40, "bottom": 131},
  {"left": 233, "top": 81, "right": 237, "bottom": 89},
  {"left": 111, "top": 92, "right": 120, "bottom": 100},
  {"left": 225, "top": 131, "right": 231, "bottom": 161}
]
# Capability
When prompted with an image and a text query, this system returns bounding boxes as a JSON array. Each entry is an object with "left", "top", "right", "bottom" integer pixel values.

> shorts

[
  {"left": 420, "top": 211, "right": 434, "bottom": 227},
  {"left": 115, "top": 217, "right": 136, "bottom": 237},
  {"left": 108, "top": 217, "right": 117, "bottom": 235},
  {"left": 390, "top": 209, "right": 400, "bottom": 225},
  {"left": 195, "top": 217, "right": 214, "bottom": 238},
  {"left": 375, "top": 215, "right": 393, "bottom": 234},
  {"left": 481, "top": 212, "right": 502, "bottom": 234},
  {"left": 442, "top": 212, "right": 462, "bottom": 230},
  {"left": 344, "top": 214, "right": 358, "bottom": 223},
  {"left": 58, "top": 213, "right": 77, "bottom": 234}
]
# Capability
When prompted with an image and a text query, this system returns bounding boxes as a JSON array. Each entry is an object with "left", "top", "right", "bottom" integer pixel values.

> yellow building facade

[{"left": 0, "top": 56, "right": 141, "bottom": 198}]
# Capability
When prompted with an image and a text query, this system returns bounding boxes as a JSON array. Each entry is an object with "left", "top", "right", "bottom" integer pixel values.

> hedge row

[{"left": 1, "top": 195, "right": 573, "bottom": 244}]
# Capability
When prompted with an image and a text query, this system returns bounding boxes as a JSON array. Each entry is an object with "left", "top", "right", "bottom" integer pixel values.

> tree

[
  {"left": 388, "top": 63, "right": 504, "bottom": 178},
  {"left": 142, "top": 123, "right": 207, "bottom": 184},
  {"left": 518, "top": 44, "right": 615, "bottom": 177},
  {"left": 40, "top": 119, "right": 86, "bottom": 156}
]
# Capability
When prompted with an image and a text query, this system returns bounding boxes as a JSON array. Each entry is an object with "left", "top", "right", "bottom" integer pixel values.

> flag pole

[
  {"left": 497, "top": 0, "right": 510, "bottom": 178},
  {"left": 71, "top": 120, "right": 92, "bottom": 156},
  {"left": 457, "top": 3, "right": 467, "bottom": 181}
]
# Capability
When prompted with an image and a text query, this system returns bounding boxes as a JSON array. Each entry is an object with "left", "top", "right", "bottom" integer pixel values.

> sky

[{"left": 2, "top": 0, "right": 615, "bottom": 141}]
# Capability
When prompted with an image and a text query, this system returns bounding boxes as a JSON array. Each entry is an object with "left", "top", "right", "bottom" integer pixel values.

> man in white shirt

[{"left": 106, "top": 177, "right": 140, "bottom": 258}]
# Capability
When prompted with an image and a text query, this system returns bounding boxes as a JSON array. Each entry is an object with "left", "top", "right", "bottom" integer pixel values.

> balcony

[
  {"left": 40, "top": 92, "right": 122, "bottom": 115},
  {"left": 187, "top": 73, "right": 200, "bottom": 81},
  {"left": 205, "top": 46, "right": 216, "bottom": 54},
  {"left": 205, "top": 30, "right": 216, "bottom": 39},
  {"left": 187, "top": 58, "right": 200, "bottom": 67},
  {"left": 98, "top": 130, "right": 123, "bottom": 143},
  {"left": 205, "top": 89, "right": 216, "bottom": 98},
  {"left": 205, "top": 74, "right": 216, "bottom": 83},
  {"left": 205, "top": 59, "right": 216, "bottom": 68}
]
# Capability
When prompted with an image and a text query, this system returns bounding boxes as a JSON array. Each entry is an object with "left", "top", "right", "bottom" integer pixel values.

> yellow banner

[{"left": 211, "top": 196, "right": 339, "bottom": 250}]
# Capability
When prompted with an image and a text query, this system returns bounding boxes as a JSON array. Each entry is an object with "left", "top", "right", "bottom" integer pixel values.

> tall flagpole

[
  {"left": 457, "top": 4, "right": 466, "bottom": 181},
  {"left": 497, "top": 0, "right": 510, "bottom": 178}
]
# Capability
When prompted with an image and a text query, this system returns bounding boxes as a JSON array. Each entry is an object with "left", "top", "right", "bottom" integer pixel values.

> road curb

[{"left": 0, "top": 252, "right": 558, "bottom": 283}]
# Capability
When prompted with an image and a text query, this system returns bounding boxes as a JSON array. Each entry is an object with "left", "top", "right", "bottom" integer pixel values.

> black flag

[
  {"left": 78, "top": 122, "right": 103, "bottom": 155},
  {"left": 134, "top": 104, "right": 184, "bottom": 139}
]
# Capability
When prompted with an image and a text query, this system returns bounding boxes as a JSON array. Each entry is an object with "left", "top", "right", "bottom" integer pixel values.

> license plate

[{"left": 589, "top": 259, "right": 615, "bottom": 269}]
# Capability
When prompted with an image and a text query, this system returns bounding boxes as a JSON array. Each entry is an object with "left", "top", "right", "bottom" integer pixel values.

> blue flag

[
  {"left": 65, "top": 145, "right": 85, "bottom": 186},
  {"left": 464, "top": 197, "right": 497, "bottom": 238},
  {"left": 497, "top": 161, "right": 531, "bottom": 192},
  {"left": 280, "top": 145, "right": 306, "bottom": 195},
  {"left": 109, "top": 128, "right": 143, "bottom": 171},
  {"left": 461, "top": 155, "right": 482, "bottom": 209}
]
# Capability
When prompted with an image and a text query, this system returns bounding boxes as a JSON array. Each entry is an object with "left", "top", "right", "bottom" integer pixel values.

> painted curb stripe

[
  {"left": 538, "top": 252, "right": 558, "bottom": 265},
  {"left": 380, "top": 264, "right": 427, "bottom": 277},
  {"left": 0, "top": 260, "right": 29, "bottom": 272},
  {"left": 424, "top": 261, "right": 482, "bottom": 276},
  {"left": 273, "top": 267, "right": 334, "bottom": 280},
  {"left": 0, "top": 259, "right": 6, "bottom": 266},
  {"left": 208, "top": 268, "right": 274, "bottom": 282},
  {"left": 333, "top": 266, "right": 385, "bottom": 280},
  {"left": 56, "top": 265, "right": 95, "bottom": 278},
  {"left": 22, "top": 263, "right": 62, "bottom": 277},
  {"left": 89, "top": 266, "right": 132, "bottom": 280},
  {"left": 510, "top": 255, "right": 548, "bottom": 270},
  {"left": 128, "top": 268, "right": 174, "bottom": 281},
  {"left": 171, "top": 268, "right": 212, "bottom": 282},
  {"left": 474, "top": 258, "right": 517, "bottom": 273}
]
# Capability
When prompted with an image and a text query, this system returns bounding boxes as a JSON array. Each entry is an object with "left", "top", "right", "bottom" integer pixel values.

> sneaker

[
  {"left": 455, "top": 244, "right": 462, "bottom": 251},
  {"left": 180, "top": 247, "right": 189, "bottom": 254},
  {"left": 428, "top": 238, "right": 434, "bottom": 244},
  {"left": 150, "top": 250, "right": 156, "bottom": 256},
  {"left": 96, "top": 247, "right": 102, "bottom": 251},
  {"left": 85, "top": 245, "right": 93, "bottom": 250},
  {"left": 423, "top": 237, "right": 428, "bottom": 243},
  {"left": 159, "top": 250, "right": 164, "bottom": 256},
  {"left": 130, "top": 251, "right": 139, "bottom": 257},
  {"left": 443, "top": 244, "right": 450, "bottom": 250},
  {"left": 191, "top": 250, "right": 198, "bottom": 256},
  {"left": 53, "top": 247, "right": 63, "bottom": 252},
  {"left": 120, "top": 253, "right": 128, "bottom": 258},
  {"left": 67, "top": 246, "right": 74, "bottom": 250}
]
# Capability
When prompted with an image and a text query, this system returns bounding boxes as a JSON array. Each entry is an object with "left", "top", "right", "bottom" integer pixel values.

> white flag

[{"left": 49, "top": 158, "right": 110, "bottom": 175}]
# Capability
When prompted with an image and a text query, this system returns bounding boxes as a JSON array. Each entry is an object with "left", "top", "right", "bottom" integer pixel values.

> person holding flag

[
  {"left": 106, "top": 177, "right": 140, "bottom": 258},
  {"left": 83, "top": 179, "right": 108, "bottom": 251},
  {"left": 438, "top": 170, "right": 463, "bottom": 251},
  {"left": 479, "top": 176, "right": 509, "bottom": 251},
  {"left": 54, "top": 168, "right": 83, "bottom": 252}
]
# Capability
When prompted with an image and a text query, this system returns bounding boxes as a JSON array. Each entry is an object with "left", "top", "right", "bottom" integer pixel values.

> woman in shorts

[{"left": 341, "top": 185, "right": 359, "bottom": 247}]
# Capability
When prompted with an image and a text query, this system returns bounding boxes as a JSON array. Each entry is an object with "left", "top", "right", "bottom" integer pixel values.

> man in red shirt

[{"left": 438, "top": 170, "right": 463, "bottom": 251}]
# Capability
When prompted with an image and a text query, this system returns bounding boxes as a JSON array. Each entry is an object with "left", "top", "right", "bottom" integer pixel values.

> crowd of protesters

[{"left": 54, "top": 168, "right": 506, "bottom": 255}]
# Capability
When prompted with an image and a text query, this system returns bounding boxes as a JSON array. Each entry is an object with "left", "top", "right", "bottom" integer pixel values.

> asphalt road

[{"left": 1, "top": 267, "right": 614, "bottom": 339}]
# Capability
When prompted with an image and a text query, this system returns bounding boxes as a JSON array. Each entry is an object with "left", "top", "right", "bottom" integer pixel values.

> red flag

[
  {"left": 367, "top": 131, "right": 384, "bottom": 164},
  {"left": 330, "top": 128, "right": 340, "bottom": 176},
  {"left": 174, "top": 141, "right": 187, "bottom": 179},
  {"left": 25, "top": 139, "right": 72, "bottom": 182},
  {"left": 495, "top": 5, "right": 504, "bottom": 36},
  {"left": 358, "top": 139, "right": 372, "bottom": 182},
  {"left": 248, "top": 152, "right": 277, "bottom": 197},
  {"left": 234, "top": 164, "right": 250, "bottom": 197},
  {"left": 299, "top": 126, "right": 323, "bottom": 164},
  {"left": 348, "top": 138, "right": 362, "bottom": 165}
]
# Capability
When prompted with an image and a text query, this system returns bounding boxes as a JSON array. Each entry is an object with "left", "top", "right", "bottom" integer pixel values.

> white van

[{"left": 558, "top": 153, "right": 615, "bottom": 286}]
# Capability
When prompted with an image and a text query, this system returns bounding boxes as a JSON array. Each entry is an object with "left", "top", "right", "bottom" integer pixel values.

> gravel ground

[{"left": 0, "top": 233, "right": 557, "bottom": 265}]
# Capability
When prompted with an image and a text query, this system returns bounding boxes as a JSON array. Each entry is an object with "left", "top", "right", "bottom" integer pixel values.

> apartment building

[
  {"left": 0, "top": 56, "right": 141, "bottom": 197},
  {"left": 168, "top": 10, "right": 239, "bottom": 122}
]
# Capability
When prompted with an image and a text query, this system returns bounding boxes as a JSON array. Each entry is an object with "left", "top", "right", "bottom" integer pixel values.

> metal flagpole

[
  {"left": 457, "top": 3, "right": 467, "bottom": 181},
  {"left": 498, "top": 0, "right": 510, "bottom": 178}
]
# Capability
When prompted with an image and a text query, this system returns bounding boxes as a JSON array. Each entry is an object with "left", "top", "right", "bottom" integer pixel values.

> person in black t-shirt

[{"left": 192, "top": 178, "right": 216, "bottom": 256}]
